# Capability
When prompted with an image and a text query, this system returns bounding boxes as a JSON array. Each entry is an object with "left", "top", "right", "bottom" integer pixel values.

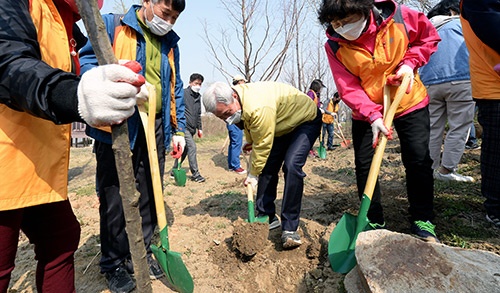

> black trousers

[
  {"left": 95, "top": 116, "right": 165, "bottom": 273},
  {"left": 352, "top": 107, "right": 435, "bottom": 224},
  {"left": 256, "top": 110, "right": 322, "bottom": 231},
  {"left": 477, "top": 99, "right": 500, "bottom": 217}
]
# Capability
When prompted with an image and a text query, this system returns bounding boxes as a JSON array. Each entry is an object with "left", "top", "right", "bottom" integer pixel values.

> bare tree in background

[
  {"left": 398, "top": 0, "right": 437, "bottom": 12},
  {"left": 113, "top": 0, "right": 140, "bottom": 14},
  {"left": 203, "top": 0, "right": 302, "bottom": 83}
]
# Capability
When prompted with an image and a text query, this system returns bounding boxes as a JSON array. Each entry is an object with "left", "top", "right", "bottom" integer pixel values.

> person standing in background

[
  {"left": 419, "top": 0, "right": 475, "bottom": 183},
  {"left": 172, "top": 73, "right": 206, "bottom": 183},
  {"left": 460, "top": 0, "right": 500, "bottom": 228},
  {"left": 306, "top": 79, "right": 325, "bottom": 157},
  {"left": 225, "top": 74, "right": 248, "bottom": 175},
  {"left": 321, "top": 92, "right": 341, "bottom": 151}
]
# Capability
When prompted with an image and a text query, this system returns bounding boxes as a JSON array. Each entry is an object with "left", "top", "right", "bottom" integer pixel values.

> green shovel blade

[
  {"left": 173, "top": 162, "right": 186, "bottom": 186},
  {"left": 151, "top": 227, "right": 193, "bottom": 293},
  {"left": 328, "top": 195, "right": 371, "bottom": 273},
  {"left": 317, "top": 145, "right": 327, "bottom": 159}
]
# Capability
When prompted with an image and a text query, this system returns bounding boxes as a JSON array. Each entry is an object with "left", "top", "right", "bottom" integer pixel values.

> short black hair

[
  {"left": 309, "top": 79, "right": 325, "bottom": 93},
  {"left": 158, "top": 0, "right": 186, "bottom": 13},
  {"left": 318, "top": 0, "right": 374, "bottom": 25},
  {"left": 189, "top": 73, "right": 204, "bottom": 83},
  {"left": 427, "top": 0, "right": 460, "bottom": 18}
]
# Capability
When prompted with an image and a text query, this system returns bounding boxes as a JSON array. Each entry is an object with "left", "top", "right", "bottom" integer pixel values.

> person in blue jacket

[
  {"left": 419, "top": 0, "right": 475, "bottom": 183},
  {"left": 79, "top": 1, "right": 186, "bottom": 292}
]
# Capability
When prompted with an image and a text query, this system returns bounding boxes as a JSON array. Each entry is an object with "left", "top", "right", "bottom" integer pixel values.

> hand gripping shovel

[
  {"left": 139, "top": 86, "right": 194, "bottom": 293},
  {"left": 328, "top": 74, "right": 411, "bottom": 273}
]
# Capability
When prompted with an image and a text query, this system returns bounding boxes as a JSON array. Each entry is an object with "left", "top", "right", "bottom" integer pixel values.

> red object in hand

[
  {"left": 120, "top": 60, "right": 146, "bottom": 87},
  {"left": 242, "top": 143, "right": 252, "bottom": 154},
  {"left": 198, "top": 130, "right": 203, "bottom": 138},
  {"left": 170, "top": 144, "right": 182, "bottom": 159}
]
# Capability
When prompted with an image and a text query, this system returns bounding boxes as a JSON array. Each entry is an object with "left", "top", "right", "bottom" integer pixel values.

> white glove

[
  {"left": 320, "top": 108, "right": 325, "bottom": 114},
  {"left": 371, "top": 118, "right": 390, "bottom": 148},
  {"left": 78, "top": 63, "right": 144, "bottom": 127},
  {"left": 244, "top": 174, "right": 258, "bottom": 192},
  {"left": 135, "top": 83, "right": 150, "bottom": 105},
  {"left": 394, "top": 64, "right": 414, "bottom": 94},
  {"left": 172, "top": 135, "right": 186, "bottom": 154}
]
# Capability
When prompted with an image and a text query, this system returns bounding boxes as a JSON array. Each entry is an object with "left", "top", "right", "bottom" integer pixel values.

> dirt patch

[
  {"left": 7, "top": 123, "right": 500, "bottom": 292},
  {"left": 232, "top": 219, "right": 269, "bottom": 259}
]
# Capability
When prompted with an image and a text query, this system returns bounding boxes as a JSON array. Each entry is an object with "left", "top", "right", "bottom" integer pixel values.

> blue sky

[{"left": 97, "top": 0, "right": 230, "bottom": 86}]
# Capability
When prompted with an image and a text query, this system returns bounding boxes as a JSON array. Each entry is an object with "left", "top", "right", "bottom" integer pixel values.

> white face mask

[
  {"left": 335, "top": 17, "right": 367, "bottom": 41},
  {"left": 191, "top": 85, "right": 201, "bottom": 93},
  {"left": 145, "top": 3, "right": 174, "bottom": 36},
  {"left": 225, "top": 110, "right": 242, "bottom": 125}
]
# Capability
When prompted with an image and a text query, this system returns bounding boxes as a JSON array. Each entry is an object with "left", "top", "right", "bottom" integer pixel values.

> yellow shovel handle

[
  {"left": 363, "top": 73, "right": 411, "bottom": 199},
  {"left": 138, "top": 85, "right": 168, "bottom": 230}
]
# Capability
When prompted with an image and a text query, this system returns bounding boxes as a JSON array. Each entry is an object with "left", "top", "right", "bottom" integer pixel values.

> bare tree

[
  {"left": 203, "top": 0, "right": 302, "bottom": 83},
  {"left": 113, "top": 0, "right": 140, "bottom": 14}
]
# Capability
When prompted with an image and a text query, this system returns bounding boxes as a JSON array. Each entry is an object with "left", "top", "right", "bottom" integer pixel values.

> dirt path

[{"left": 8, "top": 131, "right": 499, "bottom": 292}]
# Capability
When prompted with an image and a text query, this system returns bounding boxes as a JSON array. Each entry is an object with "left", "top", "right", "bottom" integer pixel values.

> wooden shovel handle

[{"left": 363, "top": 74, "right": 412, "bottom": 199}]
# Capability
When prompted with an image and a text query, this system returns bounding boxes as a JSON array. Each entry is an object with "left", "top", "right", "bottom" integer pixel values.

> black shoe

[
  {"left": 281, "top": 230, "right": 302, "bottom": 249},
  {"left": 105, "top": 266, "right": 135, "bottom": 293},
  {"left": 465, "top": 142, "right": 480, "bottom": 150},
  {"left": 191, "top": 174, "right": 205, "bottom": 183},
  {"left": 147, "top": 256, "right": 164, "bottom": 280}
]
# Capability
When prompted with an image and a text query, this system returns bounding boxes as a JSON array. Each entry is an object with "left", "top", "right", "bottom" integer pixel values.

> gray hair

[{"left": 202, "top": 82, "right": 235, "bottom": 113}]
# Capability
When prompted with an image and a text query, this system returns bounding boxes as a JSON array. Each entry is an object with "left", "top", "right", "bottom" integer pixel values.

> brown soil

[{"left": 7, "top": 116, "right": 500, "bottom": 292}]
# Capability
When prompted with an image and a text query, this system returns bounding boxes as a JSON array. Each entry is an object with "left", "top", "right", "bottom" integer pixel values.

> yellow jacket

[
  {"left": 0, "top": 0, "right": 71, "bottom": 210},
  {"left": 234, "top": 82, "right": 318, "bottom": 176}
]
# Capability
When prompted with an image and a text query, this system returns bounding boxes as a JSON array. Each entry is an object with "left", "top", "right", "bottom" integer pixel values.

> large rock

[{"left": 344, "top": 230, "right": 500, "bottom": 293}]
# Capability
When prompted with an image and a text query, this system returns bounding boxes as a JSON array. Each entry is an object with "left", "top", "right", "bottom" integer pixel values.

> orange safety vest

[
  {"left": 460, "top": 15, "right": 500, "bottom": 99},
  {"left": 96, "top": 18, "right": 178, "bottom": 133},
  {"left": 322, "top": 100, "right": 338, "bottom": 124},
  {"left": 328, "top": 6, "right": 427, "bottom": 115},
  {"left": 0, "top": 0, "right": 72, "bottom": 210}
]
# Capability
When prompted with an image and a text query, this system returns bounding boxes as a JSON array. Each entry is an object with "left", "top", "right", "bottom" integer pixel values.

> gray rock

[{"left": 344, "top": 230, "right": 500, "bottom": 293}]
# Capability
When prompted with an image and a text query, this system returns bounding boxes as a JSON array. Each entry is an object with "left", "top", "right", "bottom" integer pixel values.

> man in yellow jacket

[
  {"left": 0, "top": 1, "right": 147, "bottom": 292},
  {"left": 203, "top": 81, "right": 322, "bottom": 249}
]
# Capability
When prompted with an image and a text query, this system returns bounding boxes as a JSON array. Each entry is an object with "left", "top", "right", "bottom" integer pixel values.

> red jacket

[{"left": 324, "top": 0, "right": 440, "bottom": 123}]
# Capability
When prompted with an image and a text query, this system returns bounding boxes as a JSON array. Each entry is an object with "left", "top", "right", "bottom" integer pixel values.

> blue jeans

[
  {"left": 227, "top": 124, "right": 243, "bottom": 170},
  {"left": 321, "top": 123, "right": 334, "bottom": 148}
]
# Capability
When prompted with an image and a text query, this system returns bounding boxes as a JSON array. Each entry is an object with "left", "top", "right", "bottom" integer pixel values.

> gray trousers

[
  {"left": 427, "top": 81, "right": 475, "bottom": 171},
  {"left": 173, "top": 130, "right": 200, "bottom": 177}
]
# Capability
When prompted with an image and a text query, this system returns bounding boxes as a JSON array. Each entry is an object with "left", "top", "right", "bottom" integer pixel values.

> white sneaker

[{"left": 433, "top": 170, "right": 475, "bottom": 182}]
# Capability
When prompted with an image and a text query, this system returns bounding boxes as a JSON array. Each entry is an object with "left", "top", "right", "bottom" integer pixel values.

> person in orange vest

[
  {"left": 321, "top": 92, "right": 341, "bottom": 150},
  {"left": 319, "top": 0, "right": 441, "bottom": 242},
  {"left": 0, "top": 1, "right": 150, "bottom": 292},
  {"left": 78, "top": 0, "right": 187, "bottom": 292},
  {"left": 460, "top": 0, "right": 500, "bottom": 229}
]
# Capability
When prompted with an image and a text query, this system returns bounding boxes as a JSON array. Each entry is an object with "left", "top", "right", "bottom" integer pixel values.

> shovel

[
  {"left": 328, "top": 74, "right": 411, "bottom": 274},
  {"left": 139, "top": 86, "right": 194, "bottom": 293},
  {"left": 172, "top": 160, "right": 187, "bottom": 187},
  {"left": 317, "top": 141, "right": 327, "bottom": 159},
  {"left": 334, "top": 120, "right": 351, "bottom": 148}
]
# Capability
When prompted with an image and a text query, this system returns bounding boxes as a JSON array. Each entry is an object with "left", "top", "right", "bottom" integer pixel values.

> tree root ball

[{"left": 232, "top": 218, "right": 269, "bottom": 259}]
